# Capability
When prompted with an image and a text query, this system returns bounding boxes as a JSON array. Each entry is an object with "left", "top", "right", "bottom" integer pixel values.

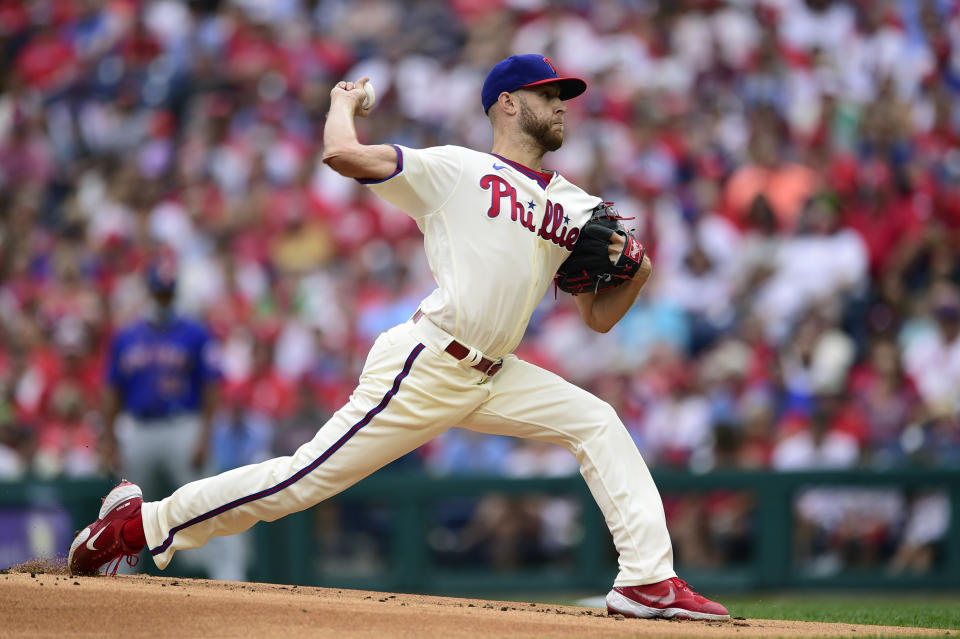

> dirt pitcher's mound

[{"left": 0, "top": 571, "right": 952, "bottom": 639}]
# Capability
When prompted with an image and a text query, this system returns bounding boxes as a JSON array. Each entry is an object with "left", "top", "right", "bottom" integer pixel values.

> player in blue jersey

[{"left": 97, "top": 258, "right": 224, "bottom": 574}]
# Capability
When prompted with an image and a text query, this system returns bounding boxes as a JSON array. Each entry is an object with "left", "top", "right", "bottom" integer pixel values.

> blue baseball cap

[
  {"left": 147, "top": 259, "right": 177, "bottom": 294},
  {"left": 481, "top": 54, "right": 587, "bottom": 113}
]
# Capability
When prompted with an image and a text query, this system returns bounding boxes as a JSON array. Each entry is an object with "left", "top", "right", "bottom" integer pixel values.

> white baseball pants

[{"left": 141, "top": 317, "right": 675, "bottom": 586}]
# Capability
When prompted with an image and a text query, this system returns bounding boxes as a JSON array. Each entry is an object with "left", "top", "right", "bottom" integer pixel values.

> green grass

[{"left": 719, "top": 593, "right": 960, "bottom": 630}]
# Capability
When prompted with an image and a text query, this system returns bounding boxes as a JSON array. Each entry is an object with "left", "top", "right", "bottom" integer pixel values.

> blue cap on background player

[
  {"left": 146, "top": 258, "right": 177, "bottom": 294},
  {"left": 481, "top": 54, "right": 587, "bottom": 114}
]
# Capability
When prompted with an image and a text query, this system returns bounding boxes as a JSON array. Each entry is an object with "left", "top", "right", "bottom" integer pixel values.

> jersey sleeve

[{"left": 362, "top": 145, "right": 462, "bottom": 219}]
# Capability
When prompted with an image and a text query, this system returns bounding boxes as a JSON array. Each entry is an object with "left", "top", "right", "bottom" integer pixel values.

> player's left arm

[
  {"left": 573, "top": 234, "right": 653, "bottom": 333},
  {"left": 322, "top": 77, "right": 398, "bottom": 180}
]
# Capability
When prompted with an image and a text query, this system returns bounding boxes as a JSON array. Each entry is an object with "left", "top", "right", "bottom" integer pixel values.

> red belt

[{"left": 412, "top": 309, "right": 502, "bottom": 377}]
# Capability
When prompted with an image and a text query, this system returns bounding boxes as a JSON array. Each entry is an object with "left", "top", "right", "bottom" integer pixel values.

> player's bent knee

[{"left": 582, "top": 399, "right": 627, "bottom": 435}]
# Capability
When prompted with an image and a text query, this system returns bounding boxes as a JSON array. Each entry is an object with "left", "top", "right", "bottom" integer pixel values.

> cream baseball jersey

[{"left": 365, "top": 144, "right": 601, "bottom": 358}]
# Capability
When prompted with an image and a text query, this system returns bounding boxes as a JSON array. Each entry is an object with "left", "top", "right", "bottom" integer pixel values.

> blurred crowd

[{"left": 1, "top": 0, "right": 959, "bottom": 575}]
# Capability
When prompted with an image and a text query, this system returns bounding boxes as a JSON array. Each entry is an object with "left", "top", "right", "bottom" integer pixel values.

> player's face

[
  {"left": 517, "top": 85, "right": 565, "bottom": 152},
  {"left": 152, "top": 290, "right": 175, "bottom": 308}
]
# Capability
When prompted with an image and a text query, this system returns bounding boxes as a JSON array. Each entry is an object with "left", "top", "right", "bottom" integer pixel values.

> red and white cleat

[
  {"left": 68, "top": 481, "right": 144, "bottom": 576},
  {"left": 606, "top": 577, "right": 730, "bottom": 620}
]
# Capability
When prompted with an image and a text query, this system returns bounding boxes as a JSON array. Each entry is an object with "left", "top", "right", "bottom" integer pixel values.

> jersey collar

[{"left": 490, "top": 153, "right": 555, "bottom": 190}]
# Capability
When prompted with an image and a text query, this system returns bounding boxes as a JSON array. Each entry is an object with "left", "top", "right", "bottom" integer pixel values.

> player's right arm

[{"left": 322, "top": 78, "right": 398, "bottom": 181}]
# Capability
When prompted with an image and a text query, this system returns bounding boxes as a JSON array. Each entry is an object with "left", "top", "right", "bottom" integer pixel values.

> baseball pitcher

[{"left": 69, "top": 54, "right": 729, "bottom": 620}]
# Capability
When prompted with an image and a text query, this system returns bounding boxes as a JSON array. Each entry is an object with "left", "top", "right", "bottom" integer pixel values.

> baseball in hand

[{"left": 361, "top": 82, "right": 376, "bottom": 111}]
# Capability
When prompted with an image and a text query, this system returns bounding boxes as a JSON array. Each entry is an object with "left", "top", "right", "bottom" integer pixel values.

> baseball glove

[{"left": 554, "top": 202, "right": 645, "bottom": 295}]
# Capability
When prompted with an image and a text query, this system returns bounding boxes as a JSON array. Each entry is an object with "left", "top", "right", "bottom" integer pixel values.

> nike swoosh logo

[
  {"left": 492, "top": 163, "right": 507, "bottom": 170},
  {"left": 86, "top": 527, "right": 107, "bottom": 551},
  {"left": 645, "top": 583, "right": 676, "bottom": 605}
]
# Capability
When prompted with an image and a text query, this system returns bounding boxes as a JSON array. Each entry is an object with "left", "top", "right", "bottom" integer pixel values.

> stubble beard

[{"left": 519, "top": 99, "right": 563, "bottom": 152}]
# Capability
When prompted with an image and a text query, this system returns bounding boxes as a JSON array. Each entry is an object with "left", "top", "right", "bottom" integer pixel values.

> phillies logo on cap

[{"left": 481, "top": 54, "right": 587, "bottom": 113}]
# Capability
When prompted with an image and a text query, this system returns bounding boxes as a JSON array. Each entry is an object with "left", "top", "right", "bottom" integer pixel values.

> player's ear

[{"left": 497, "top": 91, "right": 519, "bottom": 116}]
